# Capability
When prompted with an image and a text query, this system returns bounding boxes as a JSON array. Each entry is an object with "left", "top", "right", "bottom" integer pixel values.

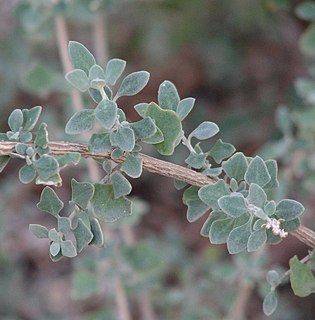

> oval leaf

[
  {"left": 275, "top": 199, "right": 305, "bottom": 221},
  {"left": 66, "top": 69, "right": 90, "bottom": 92},
  {"left": 95, "top": 100, "right": 117, "bottom": 130},
  {"left": 158, "top": 80, "right": 180, "bottom": 111},
  {"left": 68, "top": 41, "right": 96, "bottom": 74},
  {"left": 65, "top": 109, "right": 95, "bottom": 135},
  {"left": 37, "top": 186, "right": 64, "bottom": 217},
  {"left": 189, "top": 121, "right": 219, "bottom": 140}
]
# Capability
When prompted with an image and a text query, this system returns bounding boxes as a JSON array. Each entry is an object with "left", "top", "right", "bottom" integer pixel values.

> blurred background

[{"left": 1, "top": 0, "right": 315, "bottom": 319}]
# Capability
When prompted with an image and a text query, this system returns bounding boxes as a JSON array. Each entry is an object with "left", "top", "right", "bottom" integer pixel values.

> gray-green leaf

[
  {"left": 158, "top": 80, "right": 180, "bottom": 111},
  {"left": 114, "top": 126, "right": 135, "bottom": 152},
  {"left": 90, "top": 218, "right": 104, "bottom": 246},
  {"left": 218, "top": 194, "right": 248, "bottom": 217},
  {"left": 111, "top": 171, "right": 132, "bottom": 198},
  {"left": 8, "top": 109, "right": 23, "bottom": 132},
  {"left": 176, "top": 97, "right": 195, "bottom": 120},
  {"left": 34, "top": 155, "right": 59, "bottom": 180},
  {"left": 121, "top": 153, "right": 142, "bottom": 178},
  {"left": 95, "top": 100, "right": 117, "bottom": 130},
  {"left": 0, "top": 156, "right": 10, "bottom": 173},
  {"left": 73, "top": 218, "right": 94, "bottom": 253},
  {"left": 66, "top": 69, "right": 90, "bottom": 92},
  {"left": 105, "top": 58, "right": 126, "bottom": 85},
  {"left": 88, "top": 133, "right": 112, "bottom": 153},
  {"left": 227, "top": 221, "right": 251, "bottom": 254},
  {"left": 37, "top": 186, "right": 64, "bottom": 217},
  {"left": 71, "top": 179, "right": 95, "bottom": 210},
  {"left": 263, "top": 290, "right": 278, "bottom": 316},
  {"left": 22, "top": 106, "right": 42, "bottom": 132},
  {"left": 222, "top": 152, "right": 248, "bottom": 181},
  {"left": 208, "top": 139, "right": 236, "bottom": 164},
  {"left": 189, "top": 121, "right": 219, "bottom": 140},
  {"left": 19, "top": 164, "right": 36, "bottom": 184},
  {"left": 29, "top": 224, "right": 49, "bottom": 238},
  {"left": 34, "top": 122, "right": 49, "bottom": 148},
  {"left": 129, "top": 117, "right": 157, "bottom": 140},
  {"left": 247, "top": 228, "right": 267, "bottom": 252},
  {"left": 275, "top": 199, "right": 305, "bottom": 221},
  {"left": 244, "top": 156, "right": 271, "bottom": 187},
  {"left": 209, "top": 218, "right": 234, "bottom": 244},
  {"left": 65, "top": 109, "right": 95, "bottom": 135},
  {"left": 60, "top": 240, "right": 77, "bottom": 258}
]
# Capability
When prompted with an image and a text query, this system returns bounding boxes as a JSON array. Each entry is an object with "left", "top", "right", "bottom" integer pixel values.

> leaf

[
  {"left": 50, "top": 242, "right": 61, "bottom": 257},
  {"left": 264, "top": 160, "right": 279, "bottom": 188},
  {"left": 55, "top": 152, "right": 81, "bottom": 168},
  {"left": 88, "top": 133, "right": 112, "bottom": 153},
  {"left": 247, "top": 228, "right": 267, "bottom": 252},
  {"left": 227, "top": 221, "right": 251, "bottom": 254},
  {"left": 290, "top": 255, "right": 315, "bottom": 297},
  {"left": 222, "top": 152, "right": 248, "bottom": 181},
  {"left": 200, "top": 211, "right": 227, "bottom": 237},
  {"left": 282, "top": 218, "right": 300, "bottom": 232},
  {"left": 244, "top": 156, "right": 271, "bottom": 187},
  {"left": 68, "top": 41, "right": 96, "bottom": 74},
  {"left": 121, "top": 153, "right": 143, "bottom": 178},
  {"left": 19, "top": 164, "right": 36, "bottom": 184},
  {"left": 105, "top": 58, "right": 126, "bottom": 85},
  {"left": 29, "top": 224, "right": 49, "bottom": 238},
  {"left": 158, "top": 80, "right": 180, "bottom": 111},
  {"left": 189, "top": 121, "right": 219, "bottom": 140},
  {"left": 134, "top": 103, "right": 149, "bottom": 117},
  {"left": 218, "top": 194, "right": 248, "bottom": 217},
  {"left": 208, "top": 139, "right": 236, "bottom": 164},
  {"left": 34, "top": 122, "right": 49, "bottom": 148},
  {"left": 275, "top": 199, "right": 305, "bottom": 220},
  {"left": 58, "top": 217, "right": 71, "bottom": 234},
  {"left": 142, "top": 127, "right": 164, "bottom": 144},
  {"left": 22, "top": 106, "right": 42, "bottom": 132},
  {"left": 186, "top": 199, "right": 209, "bottom": 223},
  {"left": 263, "top": 290, "right": 278, "bottom": 316},
  {"left": 145, "top": 102, "right": 182, "bottom": 155},
  {"left": 19, "top": 132, "right": 33, "bottom": 143},
  {"left": 66, "top": 69, "right": 90, "bottom": 92},
  {"left": 111, "top": 148, "right": 124, "bottom": 160},
  {"left": 198, "top": 179, "right": 230, "bottom": 210},
  {"left": 0, "top": 156, "right": 10, "bottom": 173},
  {"left": 115, "top": 71, "right": 150, "bottom": 99},
  {"left": 185, "top": 151, "right": 207, "bottom": 169},
  {"left": 71, "top": 179, "right": 95, "bottom": 210},
  {"left": 176, "top": 97, "right": 195, "bottom": 120},
  {"left": 247, "top": 183, "right": 267, "bottom": 208},
  {"left": 295, "top": 1, "right": 315, "bottom": 21},
  {"left": 266, "top": 270, "right": 280, "bottom": 287},
  {"left": 60, "top": 240, "right": 77, "bottom": 258},
  {"left": 264, "top": 200, "right": 276, "bottom": 216},
  {"left": 73, "top": 218, "right": 94, "bottom": 253},
  {"left": 89, "top": 87, "right": 102, "bottom": 103},
  {"left": 37, "top": 186, "right": 64, "bottom": 217},
  {"left": 65, "top": 109, "right": 95, "bottom": 135},
  {"left": 209, "top": 218, "right": 234, "bottom": 244},
  {"left": 113, "top": 126, "right": 135, "bottom": 152},
  {"left": 8, "top": 109, "right": 23, "bottom": 132},
  {"left": 90, "top": 218, "right": 104, "bottom": 246},
  {"left": 111, "top": 171, "right": 132, "bottom": 198},
  {"left": 129, "top": 117, "right": 157, "bottom": 139},
  {"left": 34, "top": 155, "right": 59, "bottom": 180},
  {"left": 95, "top": 100, "right": 117, "bottom": 130},
  {"left": 89, "top": 64, "right": 105, "bottom": 81},
  {"left": 91, "top": 183, "right": 132, "bottom": 222},
  {"left": 202, "top": 166, "right": 222, "bottom": 177}
]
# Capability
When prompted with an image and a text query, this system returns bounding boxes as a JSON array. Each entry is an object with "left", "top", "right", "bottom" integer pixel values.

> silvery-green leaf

[
  {"left": 134, "top": 103, "right": 149, "bottom": 117},
  {"left": 49, "top": 228, "right": 59, "bottom": 242},
  {"left": 244, "top": 156, "right": 271, "bottom": 187},
  {"left": 247, "top": 228, "right": 267, "bottom": 252},
  {"left": 19, "top": 164, "right": 36, "bottom": 184},
  {"left": 115, "top": 71, "right": 150, "bottom": 99},
  {"left": 50, "top": 241, "right": 61, "bottom": 257},
  {"left": 95, "top": 100, "right": 117, "bottom": 130},
  {"left": 68, "top": 41, "right": 96, "bottom": 74},
  {"left": 66, "top": 69, "right": 90, "bottom": 92},
  {"left": 142, "top": 127, "right": 164, "bottom": 144},
  {"left": 185, "top": 151, "right": 207, "bottom": 169},
  {"left": 37, "top": 186, "right": 64, "bottom": 217},
  {"left": 34, "top": 123, "right": 49, "bottom": 148},
  {"left": 264, "top": 160, "right": 279, "bottom": 188},
  {"left": 88, "top": 133, "right": 111, "bottom": 153},
  {"left": 218, "top": 194, "right": 248, "bottom": 217},
  {"left": 34, "top": 155, "right": 59, "bottom": 180},
  {"left": 201, "top": 167, "right": 222, "bottom": 177},
  {"left": 222, "top": 152, "right": 248, "bottom": 181},
  {"left": 247, "top": 183, "right": 267, "bottom": 208},
  {"left": 186, "top": 199, "right": 209, "bottom": 223},
  {"left": 111, "top": 171, "right": 132, "bottom": 198},
  {"left": 158, "top": 80, "right": 180, "bottom": 111},
  {"left": 114, "top": 127, "right": 135, "bottom": 152},
  {"left": 275, "top": 199, "right": 304, "bottom": 221},
  {"left": 19, "top": 132, "right": 33, "bottom": 143},
  {"left": 209, "top": 218, "right": 234, "bottom": 244},
  {"left": 209, "top": 139, "right": 236, "bottom": 164},
  {"left": 263, "top": 290, "right": 278, "bottom": 316},
  {"left": 89, "top": 64, "right": 105, "bottom": 81},
  {"left": 60, "top": 240, "right": 77, "bottom": 258},
  {"left": 282, "top": 218, "right": 300, "bottom": 232},
  {"left": 264, "top": 200, "right": 276, "bottom": 216},
  {"left": 266, "top": 270, "right": 280, "bottom": 287},
  {"left": 15, "top": 143, "right": 28, "bottom": 155},
  {"left": 55, "top": 152, "right": 81, "bottom": 168},
  {"left": 89, "top": 87, "right": 102, "bottom": 103},
  {"left": 65, "top": 109, "right": 95, "bottom": 135},
  {"left": 200, "top": 211, "right": 228, "bottom": 237},
  {"left": 71, "top": 179, "right": 95, "bottom": 210},
  {"left": 8, "top": 109, "right": 23, "bottom": 132},
  {"left": 129, "top": 117, "right": 157, "bottom": 140},
  {"left": 189, "top": 121, "right": 219, "bottom": 140},
  {"left": 105, "top": 58, "right": 126, "bottom": 85},
  {"left": 227, "top": 221, "right": 251, "bottom": 254},
  {"left": 29, "top": 224, "right": 49, "bottom": 239},
  {"left": 295, "top": 1, "right": 315, "bottom": 21},
  {"left": 90, "top": 218, "right": 104, "bottom": 246},
  {"left": 73, "top": 218, "right": 93, "bottom": 253},
  {"left": 0, "top": 133, "right": 9, "bottom": 141},
  {"left": 22, "top": 106, "right": 42, "bottom": 132},
  {"left": 58, "top": 216, "right": 71, "bottom": 234},
  {"left": 121, "top": 153, "right": 142, "bottom": 178},
  {"left": 174, "top": 179, "right": 188, "bottom": 190},
  {"left": 111, "top": 148, "right": 124, "bottom": 160},
  {"left": 176, "top": 97, "right": 195, "bottom": 120},
  {"left": 0, "top": 156, "right": 10, "bottom": 173}
]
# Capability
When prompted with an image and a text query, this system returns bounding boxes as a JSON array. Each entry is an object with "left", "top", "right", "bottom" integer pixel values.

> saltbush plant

[{"left": 0, "top": 38, "right": 315, "bottom": 317}]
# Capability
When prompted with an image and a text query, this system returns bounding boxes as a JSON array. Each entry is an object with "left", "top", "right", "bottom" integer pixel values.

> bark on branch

[{"left": 1, "top": 141, "right": 314, "bottom": 248}]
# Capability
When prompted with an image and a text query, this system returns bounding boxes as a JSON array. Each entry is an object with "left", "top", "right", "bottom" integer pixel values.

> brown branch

[{"left": 1, "top": 140, "right": 314, "bottom": 249}]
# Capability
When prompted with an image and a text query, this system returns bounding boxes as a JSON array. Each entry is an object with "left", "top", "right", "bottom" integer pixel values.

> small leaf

[
  {"left": 247, "top": 228, "right": 267, "bottom": 252},
  {"left": 95, "top": 100, "right": 117, "bottom": 130},
  {"left": 158, "top": 80, "right": 180, "bottom": 111},
  {"left": 209, "top": 139, "right": 236, "bottom": 164},
  {"left": 55, "top": 152, "right": 81, "bottom": 168},
  {"left": 290, "top": 255, "right": 315, "bottom": 297},
  {"left": 263, "top": 290, "right": 278, "bottom": 316},
  {"left": 19, "top": 132, "right": 33, "bottom": 143},
  {"left": 111, "top": 148, "right": 124, "bottom": 160},
  {"left": 73, "top": 218, "right": 94, "bottom": 253},
  {"left": 0, "top": 156, "right": 10, "bottom": 173},
  {"left": 91, "top": 183, "right": 132, "bottom": 222},
  {"left": 227, "top": 221, "right": 251, "bottom": 254},
  {"left": 49, "top": 228, "right": 59, "bottom": 242},
  {"left": 185, "top": 151, "right": 207, "bottom": 169},
  {"left": 60, "top": 240, "right": 77, "bottom": 258},
  {"left": 222, "top": 152, "right": 248, "bottom": 181},
  {"left": 129, "top": 117, "right": 157, "bottom": 139},
  {"left": 105, "top": 58, "right": 126, "bottom": 85},
  {"left": 34, "top": 122, "right": 49, "bottom": 148},
  {"left": 275, "top": 199, "right": 305, "bottom": 220},
  {"left": 176, "top": 97, "right": 195, "bottom": 120},
  {"left": 71, "top": 179, "right": 95, "bottom": 210},
  {"left": 200, "top": 211, "right": 227, "bottom": 237},
  {"left": 65, "top": 109, "right": 95, "bottom": 135},
  {"left": 113, "top": 126, "right": 135, "bottom": 152},
  {"left": 264, "top": 160, "right": 279, "bottom": 188},
  {"left": 29, "top": 224, "right": 49, "bottom": 238},
  {"left": 218, "top": 194, "right": 248, "bottom": 217},
  {"left": 282, "top": 218, "right": 300, "bottom": 232},
  {"left": 121, "top": 153, "right": 142, "bottom": 178},
  {"left": 22, "top": 106, "right": 42, "bottom": 132},
  {"left": 174, "top": 179, "right": 188, "bottom": 190},
  {"left": 37, "top": 186, "right": 64, "bottom": 217},
  {"left": 111, "top": 171, "right": 132, "bottom": 198},
  {"left": 34, "top": 155, "right": 59, "bottom": 180},
  {"left": 19, "top": 164, "right": 36, "bottom": 184},
  {"left": 50, "top": 241, "right": 61, "bottom": 257},
  {"left": 247, "top": 183, "right": 267, "bottom": 208},
  {"left": 0, "top": 133, "right": 9, "bottom": 141},
  {"left": 145, "top": 102, "right": 182, "bottom": 155},
  {"left": 244, "top": 156, "right": 271, "bottom": 187},
  {"left": 88, "top": 133, "right": 112, "bottom": 153},
  {"left": 66, "top": 69, "right": 90, "bottom": 92},
  {"left": 68, "top": 41, "right": 96, "bottom": 74},
  {"left": 116, "top": 71, "right": 150, "bottom": 99},
  {"left": 266, "top": 270, "right": 280, "bottom": 287},
  {"left": 89, "top": 64, "right": 105, "bottom": 81},
  {"left": 58, "top": 217, "right": 71, "bottom": 234},
  {"left": 264, "top": 200, "right": 276, "bottom": 216},
  {"left": 189, "top": 121, "right": 219, "bottom": 140},
  {"left": 186, "top": 199, "right": 209, "bottom": 223},
  {"left": 210, "top": 218, "right": 235, "bottom": 244},
  {"left": 89, "top": 87, "right": 102, "bottom": 103},
  {"left": 8, "top": 109, "right": 23, "bottom": 132},
  {"left": 142, "top": 127, "right": 164, "bottom": 144},
  {"left": 201, "top": 166, "right": 222, "bottom": 177},
  {"left": 134, "top": 103, "right": 149, "bottom": 117},
  {"left": 90, "top": 218, "right": 104, "bottom": 246},
  {"left": 198, "top": 179, "right": 230, "bottom": 210}
]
